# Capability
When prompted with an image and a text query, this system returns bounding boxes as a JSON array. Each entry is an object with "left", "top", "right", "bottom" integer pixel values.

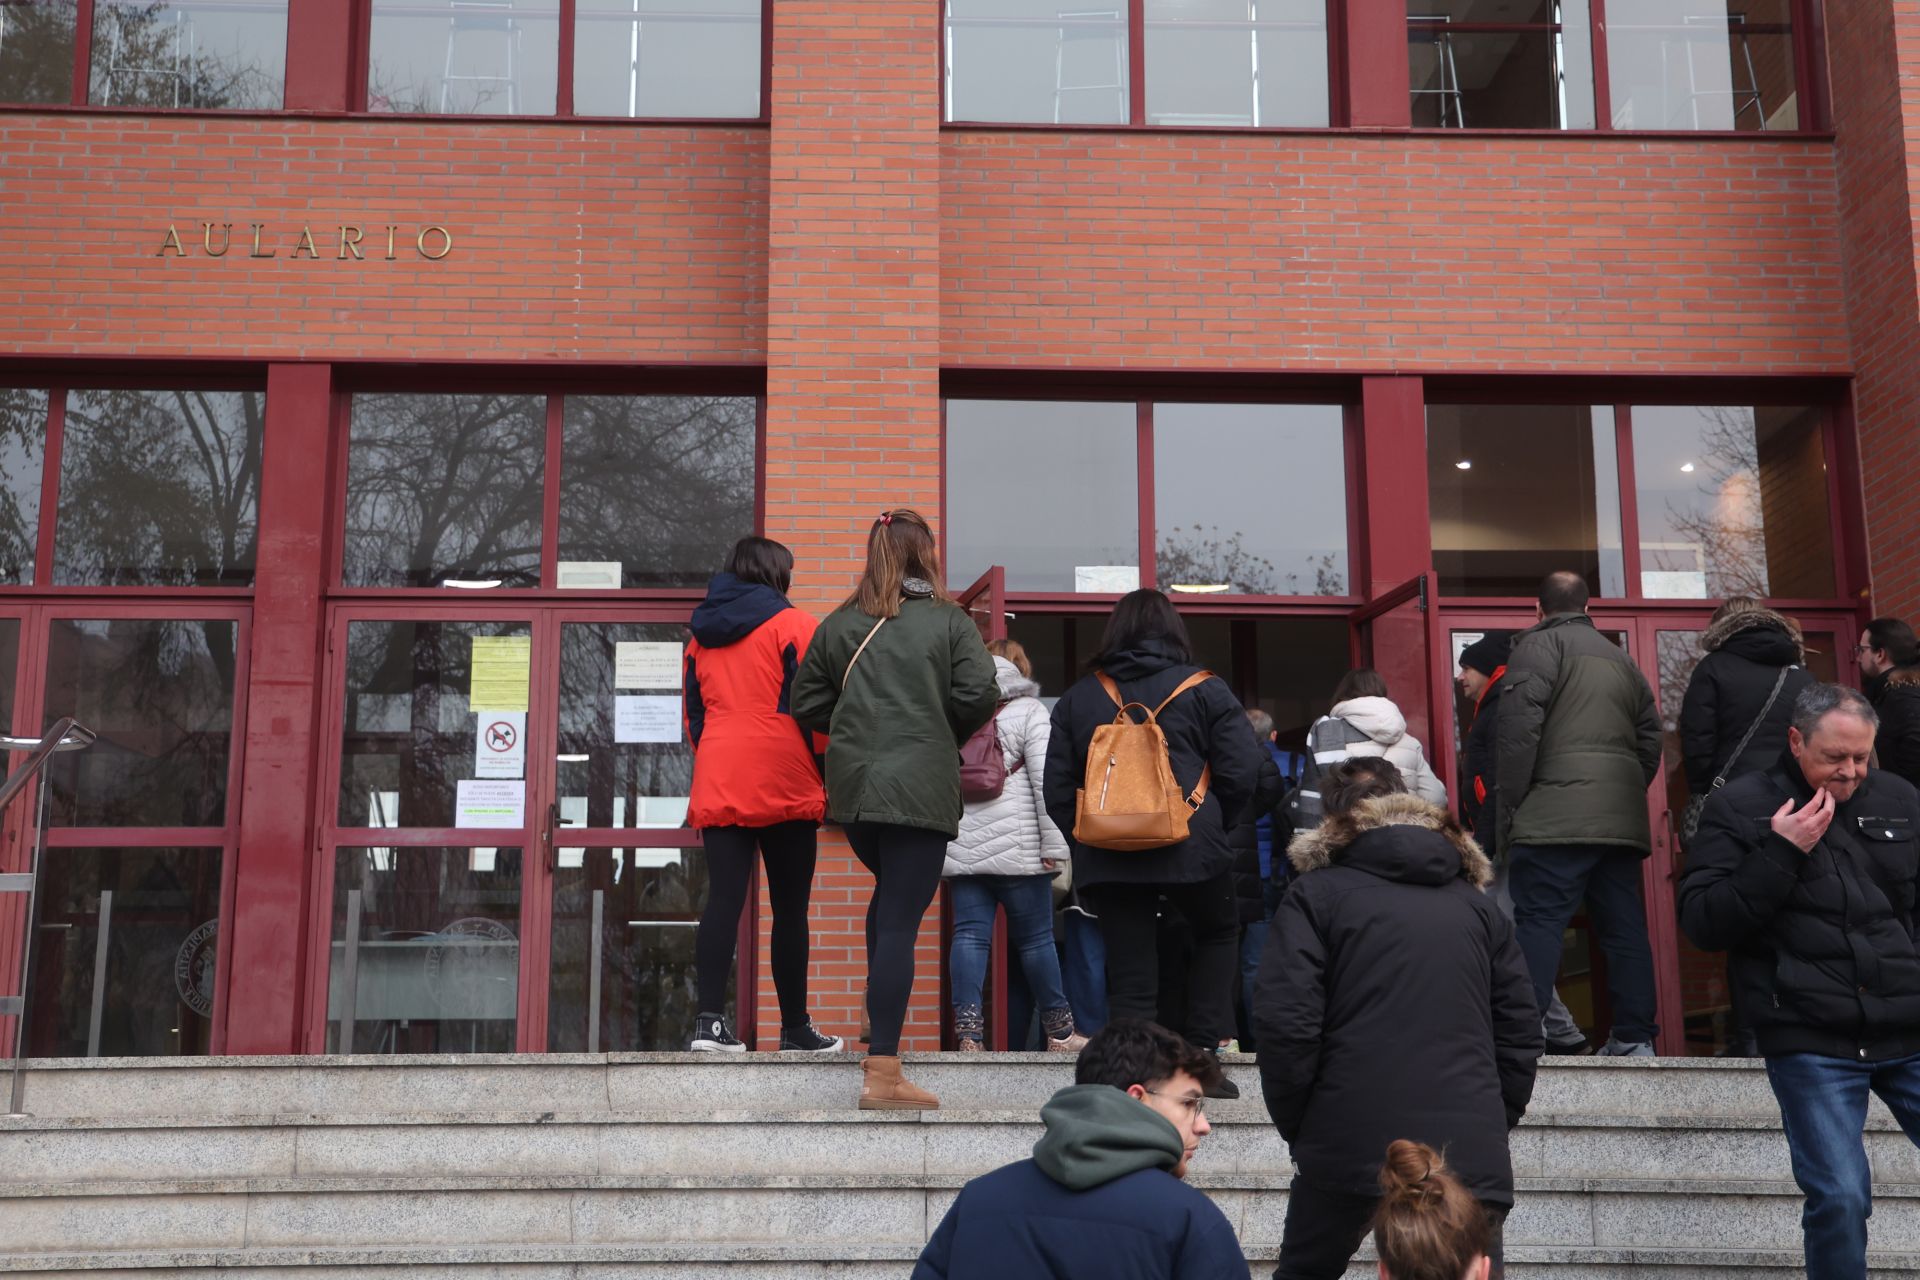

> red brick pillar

[
  {"left": 1829, "top": 2, "right": 1920, "bottom": 616},
  {"left": 760, "top": 0, "right": 944, "bottom": 1050}
]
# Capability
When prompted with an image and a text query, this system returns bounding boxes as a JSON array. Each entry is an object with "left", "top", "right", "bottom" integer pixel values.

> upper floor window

[
  {"left": 365, "top": 0, "right": 762, "bottom": 118},
  {"left": 0, "top": 385, "right": 263, "bottom": 588},
  {"left": 1407, "top": 1, "right": 1595, "bottom": 130},
  {"left": 0, "top": 0, "right": 287, "bottom": 108}
]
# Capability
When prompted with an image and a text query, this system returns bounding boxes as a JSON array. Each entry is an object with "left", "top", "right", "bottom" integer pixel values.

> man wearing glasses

[
  {"left": 913, "top": 1018, "right": 1245, "bottom": 1279},
  {"left": 1857, "top": 618, "right": 1920, "bottom": 789}
]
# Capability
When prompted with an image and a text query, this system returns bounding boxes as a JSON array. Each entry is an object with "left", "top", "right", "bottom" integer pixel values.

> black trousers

[
  {"left": 844, "top": 821, "right": 949, "bottom": 1057},
  {"left": 1275, "top": 1176, "right": 1507, "bottom": 1280},
  {"left": 696, "top": 821, "right": 819, "bottom": 1027},
  {"left": 1084, "top": 870, "right": 1238, "bottom": 1047}
]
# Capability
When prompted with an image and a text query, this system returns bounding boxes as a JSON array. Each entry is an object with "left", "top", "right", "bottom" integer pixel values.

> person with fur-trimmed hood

[
  {"left": 1680, "top": 598, "right": 1814, "bottom": 799},
  {"left": 1252, "top": 758, "right": 1541, "bottom": 1280}
]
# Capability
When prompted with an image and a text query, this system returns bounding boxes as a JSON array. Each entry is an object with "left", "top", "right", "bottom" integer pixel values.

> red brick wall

[
  {"left": 1829, "top": 2, "right": 1920, "bottom": 619},
  {"left": 942, "top": 132, "right": 1849, "bottom": 372},
  {"left": 758, "top": 0, "right": 945, "bottom": 1051},
  {"left": 0, "top": 117, "right": 767, "bottom": 362}
]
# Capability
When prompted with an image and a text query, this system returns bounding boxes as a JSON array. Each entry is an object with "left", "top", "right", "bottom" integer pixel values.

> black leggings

[
  {"left": 1083, "top": 870, "right": 1239, "bottom": 1047},
  {"left": 845, "top": 821, "right": 949, "bottom": 1057},
  {"left": 696, "top": 821, "right": 819, "bottom": 1028}
]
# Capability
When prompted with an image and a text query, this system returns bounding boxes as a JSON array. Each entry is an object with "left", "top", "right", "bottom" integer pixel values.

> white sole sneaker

[
  {"left": 689, "top": 1039, "right": 748, "bottom": 1053},
  {"left": 778, "top": 1034, "right": 846, "bottom": 1053}
]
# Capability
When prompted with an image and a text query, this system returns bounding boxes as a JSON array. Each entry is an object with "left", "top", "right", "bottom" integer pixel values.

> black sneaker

[
  {"left": 1202, "top": 1047, "right": 1241, "bottom": 1100},
  {"left": 778, "top": 1020, "right": 845, "bottom": 1053},
  {"left": 1546, "top": 1032, "right": 1594, "bottom": 1056},
  {"left": 690, "top": 1012, "right": 746, "bottom": 1053}
]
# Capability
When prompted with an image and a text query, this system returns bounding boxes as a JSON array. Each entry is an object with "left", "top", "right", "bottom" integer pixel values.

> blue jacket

[
  {"left": 913, "top": 1085, "right": 1245, "bottom": 1280},
  {"left": 1256, "top": 741, "right": 1305, "bottom": 880}
]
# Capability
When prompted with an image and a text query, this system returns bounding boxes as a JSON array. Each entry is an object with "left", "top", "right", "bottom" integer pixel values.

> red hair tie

[{"left": 879, "top": 512, "right": 894, "bottom": 526}]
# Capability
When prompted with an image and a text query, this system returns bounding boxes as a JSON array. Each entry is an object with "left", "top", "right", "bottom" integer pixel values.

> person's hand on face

[{"left": 1772, "top": 789, "right": 1836, "bottom": 854}]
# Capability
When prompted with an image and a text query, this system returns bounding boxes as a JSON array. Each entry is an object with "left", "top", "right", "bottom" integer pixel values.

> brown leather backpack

[{"left": 1072, "top": 670, "right": 1215, "bottom": 852}]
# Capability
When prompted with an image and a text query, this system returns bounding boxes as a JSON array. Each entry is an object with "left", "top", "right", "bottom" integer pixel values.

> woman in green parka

[{"left": 791, "top": 508, "right": 999, "bottom": 1110}]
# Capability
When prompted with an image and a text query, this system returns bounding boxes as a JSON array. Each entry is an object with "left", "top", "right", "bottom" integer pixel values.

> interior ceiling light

[
  {"left": 556, "top": 754, "right": 591, "bottom": 763},
  {"left": 1169, "top": 583, "right": 1231, "bottom": 594},
  {"left": 442, "top": 578, "right": 504, "bottom": 589},
  {"left": 1680, "top": 462, "right": 1697, "bottom": 473},
  {"left": 1455, "top": 460, "right": 1473, "bottom": 470}
]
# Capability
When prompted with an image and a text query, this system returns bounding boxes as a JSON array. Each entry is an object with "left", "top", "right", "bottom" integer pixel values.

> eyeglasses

[
  {"left": 1145, "top": 1089, "right": 1208, "bottom": 1118},
  {"left": 1855, "top": 644, "right": 1874, "bottom": 656}
]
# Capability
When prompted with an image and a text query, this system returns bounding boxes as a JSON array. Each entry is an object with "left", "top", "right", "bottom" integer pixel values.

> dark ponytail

[{"left": 1371, "top": 1140, "right": 1492, "bottom": 1280}]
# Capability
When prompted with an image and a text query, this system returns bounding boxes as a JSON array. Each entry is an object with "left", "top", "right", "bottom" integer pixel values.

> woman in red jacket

[{"left": 685, "top": 536, "right": 840, "bottom": 1053}]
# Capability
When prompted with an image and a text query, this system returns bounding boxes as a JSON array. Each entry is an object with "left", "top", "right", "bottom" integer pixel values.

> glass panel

[
  {"left": 55, "top": 389, "right": 262, "bottom": 588},
  {"left": 44, "top": 618, "right": 239, "bottom": 827},
  {"left": 26, "top": 847, "right": 223, "bottom": 1056},
  {"left": 1632, "top": 404, "right": 1834, "bottom": 599},
  {"left": 367, "top": 0, "right": 558, "bottom": 114},
  {"left": 338, "top": 619, "right": 533, "bottom": 828},
  {"left": 0, "top": 388, "right": 47, "bottom": 584},
  {"left": 556, "top": 621, "right": 692, "bottom": 830},
  {"left": 88, "top": 0, "right": 286, "bottom": 108},
  {"left": 327, "top": 845, "right": 522, "bottom": 1052},
  {"left": 1154, "top": 403, "right": 1347, "bottom": 597},
  {"left": 1407, "top": 0, "right": 1594, "bottom": 130},
  {"left": 573, "top": 0, "right": 759, "bottom": 118},
  {"left": 946, "top": 400, "right": 1139, "bottom": 594},
  {"left": 0, "top": 0, "right": 77, "bottom": 104},
  {"left": 558, "top": 395, "right": 756, "bottom": 591},
  {"left": 548, "top": 844, "right": 723, "bottom": 1050},
  {"left": 1428, "top": 404, "right": 1624, "bottom": 598},
  {"left": 946, "top": 0, "right": 1128, "bottom": 124},
  {"left": 1657, "top": 626, "right": 1732, "bottom": 1055},
  {"left": 344, "top": 393, "right": 545, "bottom": 589},
  {"left": 1606, "top": 0, "right": 1797, "bottom": 131},
  {"left": 1146, "top": 0, "right": 1328, "bottom": 128}
]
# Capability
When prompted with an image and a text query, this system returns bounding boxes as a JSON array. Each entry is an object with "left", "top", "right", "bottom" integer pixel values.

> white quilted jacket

[{"left": 944, "top": 658, "right": 1070, "bottom": 878}]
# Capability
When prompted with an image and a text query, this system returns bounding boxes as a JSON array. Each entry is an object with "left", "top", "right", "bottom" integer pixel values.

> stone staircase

[{"left": 1, "top": 1054, "right": 1918, "bottom": 1278}]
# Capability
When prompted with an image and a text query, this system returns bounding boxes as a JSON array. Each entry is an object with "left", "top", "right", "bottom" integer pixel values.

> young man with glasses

[{"left": 913, "top": 1018, "right": 1244, "bottom": 1278}]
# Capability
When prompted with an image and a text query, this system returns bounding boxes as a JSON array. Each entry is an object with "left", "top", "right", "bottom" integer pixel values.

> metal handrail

[{"left": 3, "top": 718, "right": 96, "bottom": 1116}]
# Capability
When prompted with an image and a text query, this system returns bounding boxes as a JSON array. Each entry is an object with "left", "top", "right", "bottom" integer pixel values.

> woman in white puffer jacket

[
  {"left": 1310, "top": 668, "right": 1449, "bottom": 806},
  {"left": 944, "top": 640, "right": 1085, "bottom": 1052}
]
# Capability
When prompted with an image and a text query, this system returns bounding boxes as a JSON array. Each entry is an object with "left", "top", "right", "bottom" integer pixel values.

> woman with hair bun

[{"left": 1372, "top": 1140, "right": 1494, "bottom": 1280}]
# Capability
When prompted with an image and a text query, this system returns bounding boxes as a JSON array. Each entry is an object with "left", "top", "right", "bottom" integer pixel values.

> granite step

[
  {"left": 2, "top": 1173, "right": 1920, "bottom": 1254},
  {"left": 4, "top": 1053, "right": 1799, "bottom": 1121}
]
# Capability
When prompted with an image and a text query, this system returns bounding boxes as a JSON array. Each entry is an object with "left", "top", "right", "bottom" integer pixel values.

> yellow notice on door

[{"left": 470, "top": 635, "right": 531, "bottom": 712}]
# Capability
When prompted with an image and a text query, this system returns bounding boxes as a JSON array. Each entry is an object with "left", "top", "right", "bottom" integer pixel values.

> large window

[
  {"left": 342, "top": 391, "right": 756, "bottom": 591},
  {"left": 1406, "top": 0, "right": 1595, "bottom": 129},
  {"left": 1606, "top": 0, "right": 1799, "bottom": 132},
  {"left": 946, "top": 397, "right": 1349, "bottom": 598},
  {"left": 0, "top": 0, "right": 287, "bottom": 107},
  {"left": 1427, "top": 399, "right": 1836, "bottom": 600},
  {"left": 365, "top": 0, "right": 762, "bottom": 117}
]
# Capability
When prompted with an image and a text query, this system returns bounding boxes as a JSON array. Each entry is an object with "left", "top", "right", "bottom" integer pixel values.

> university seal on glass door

[{"left": 174, "top": 920, "right": 219, "bottom": 1018}]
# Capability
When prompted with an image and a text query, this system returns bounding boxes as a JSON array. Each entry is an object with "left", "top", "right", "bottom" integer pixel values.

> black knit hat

[{"left": 1459, "top": 631, "right": 1514, "bottom": 677}]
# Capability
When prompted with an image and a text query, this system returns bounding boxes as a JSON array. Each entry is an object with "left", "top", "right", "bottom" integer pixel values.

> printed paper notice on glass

[
  {"left": 615, "top": 695, "right": 682, "bottom": 744},
  {"left": 455, "top": 779, "right": 526, "bottom": 828},
  {"left": 615, "top": 641, "right": 683, "bottom": 690},
  {"left": 1075, "top": 565, "right": 1140, "bottom": 594},
  {"left": 469, "top": 635, "right": 530, "bottom": 712},
  {"left": 473, "top": 711, "right": 526, "bottom": 779}
]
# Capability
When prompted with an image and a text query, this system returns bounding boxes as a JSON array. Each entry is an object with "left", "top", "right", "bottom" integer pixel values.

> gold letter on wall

[
  {"left": 416, "top": 226, "right": 453, "bottom": 260},
  {"left": 338, "top": 225, "right": 365, "bottom": 260},
  {"left": 202, "top": 223, "right": 233, "bottom": 257},
  {"left": 292, "top": 226, "right": 321, "bottom": 259},
  {"left": 157, "top": 225, "right": 186, "bottom": 257},
  {"left": 249, "top": 224, "right": 277, "bottom": 258}
]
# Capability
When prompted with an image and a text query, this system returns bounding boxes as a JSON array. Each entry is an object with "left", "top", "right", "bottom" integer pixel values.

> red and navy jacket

[{"left": 1461, "top": 665, "right": 1506, "bottom": 837}]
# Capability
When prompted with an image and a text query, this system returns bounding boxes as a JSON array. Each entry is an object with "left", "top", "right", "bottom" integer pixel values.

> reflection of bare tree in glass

[
  {"left": 1155, "top": 524, "right": 1346, "bottom": 596},
  {"left": 1656, "top": 407, "right": 1769, "bottom": 599},
  {"left": 0, "top": 389, "right": 47, "bottom": 583},
  {"left": 560, "top": 396, "right": 756, "bottom": 588},
  {"left": 56, "top": 389, "right": 262, "bottom": 588},
  {"left": 344, "top": 395, "right": 545, "bottom": 588},
  {"left": 88, "top": 1, "right": 280, "bottom": 108},
  {"left": 555, "top": 624, "right": 694, "bottom": 825},
  {"left": 0, "top": 0, "right": 80, "bottom": 102}
]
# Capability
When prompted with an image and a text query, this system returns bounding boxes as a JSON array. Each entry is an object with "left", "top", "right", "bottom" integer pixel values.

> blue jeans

[
  {"left": 1508, "top": 843, "right": 1659, "bottom": 1044},
  {"left": 1062, "top": 909, "right": 1108, "bottom": 1035},
  {"left": 948, "top": 875, "right": 1069, "bottom": 1031},
  {"left": 1766, "top": 1050, "right": 1920, "bottom": 1280}
]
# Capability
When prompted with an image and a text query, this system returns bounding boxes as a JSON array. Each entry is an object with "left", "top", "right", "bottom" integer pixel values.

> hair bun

[{"left": 1378, "top": 1139, "right": 1445, "bottom": 1201}]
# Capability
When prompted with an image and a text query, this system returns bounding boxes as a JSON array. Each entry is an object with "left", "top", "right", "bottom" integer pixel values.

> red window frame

[{"left": 349, "top": 0, "right": 773, "bottom": 121}]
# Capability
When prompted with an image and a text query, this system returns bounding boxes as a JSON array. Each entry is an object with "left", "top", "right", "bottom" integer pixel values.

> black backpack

[{"left": 1279, "top": 716, "right": 1375, "bottom": 833}]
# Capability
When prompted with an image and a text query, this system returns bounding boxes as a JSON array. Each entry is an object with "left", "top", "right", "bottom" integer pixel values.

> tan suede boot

[{"left": 858, "top": 1055, "right": 939, "bottom": 1110}]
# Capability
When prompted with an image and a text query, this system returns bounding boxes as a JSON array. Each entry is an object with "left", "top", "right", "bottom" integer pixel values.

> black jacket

[
  {"left": 1044, "top": 639, "right": 1262, "bottom": 890},
  {"left": 1251, "top": 794, "right": 1541, "bottom": 1205},
  {"left": 1460, "top": 674, "right": 1504, "bottom": 837},
  {"left": 1868, "top": 666, "right": 1920, "bottom": 791},
  {"left": 1495, "top": 613, "right": 1661, "bottom": 856},
  {"left": 1678, "top": 755, "right": 1920, "bottom": 1062},
  {"left": 1228, "top": 753, "right": 1286, "bottom": 924},
  {"left": 1678, "top": 618, "right": 1811, "bottom": 795}
]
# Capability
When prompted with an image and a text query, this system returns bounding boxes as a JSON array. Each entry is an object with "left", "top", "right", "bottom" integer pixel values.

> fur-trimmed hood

[
  {"left": 1287, "top": 792, "right": 1493, "bottom": 889},
  {"left": 1883, "top": 665, "right": 1920, "bottom": 693},
  {"left": 1702, "top": 607, "right": 1803, "bottom": 661}
]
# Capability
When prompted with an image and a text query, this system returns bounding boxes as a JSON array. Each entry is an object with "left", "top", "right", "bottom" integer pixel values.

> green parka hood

[{"left": 1031, "top": 1084, "right": 1185, "bottom": 1191}]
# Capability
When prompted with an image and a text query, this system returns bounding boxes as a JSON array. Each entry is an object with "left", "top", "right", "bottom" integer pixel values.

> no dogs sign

[{"left": 475, "top": 711, "right": 527, "bottom": 779}]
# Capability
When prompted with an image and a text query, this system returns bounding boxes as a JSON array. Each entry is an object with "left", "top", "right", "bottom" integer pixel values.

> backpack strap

[{"left": 1154, "top": 671, "right": 1216, "bottom": 809}]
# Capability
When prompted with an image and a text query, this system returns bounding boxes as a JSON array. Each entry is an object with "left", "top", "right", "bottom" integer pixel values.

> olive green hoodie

[{"left": 1031, "top": 1084, "right": 1185, "bottom": 1190}]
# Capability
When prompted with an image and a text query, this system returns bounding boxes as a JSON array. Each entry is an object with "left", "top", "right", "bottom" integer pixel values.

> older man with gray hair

[{"left": 1680, "top": 682, "right": 1920, "bottom": 1280}]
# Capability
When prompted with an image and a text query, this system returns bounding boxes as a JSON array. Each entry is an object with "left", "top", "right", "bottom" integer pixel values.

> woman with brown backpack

[
  {"left": 791, "top": 509, "right": 999, "bottom": 1110},
  {"left": 1041, "top": 589, "right": 1263, "bottom": 1098}
]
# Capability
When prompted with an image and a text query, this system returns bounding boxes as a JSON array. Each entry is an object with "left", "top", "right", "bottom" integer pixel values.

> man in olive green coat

[{"left": 1495, "top": 571, "right": 1663, "bottom": 1057}]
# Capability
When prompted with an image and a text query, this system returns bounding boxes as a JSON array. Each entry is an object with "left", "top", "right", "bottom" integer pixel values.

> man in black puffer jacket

[{"left": 1679, "top": 684, "right": 1920, "bottom": 1280}]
